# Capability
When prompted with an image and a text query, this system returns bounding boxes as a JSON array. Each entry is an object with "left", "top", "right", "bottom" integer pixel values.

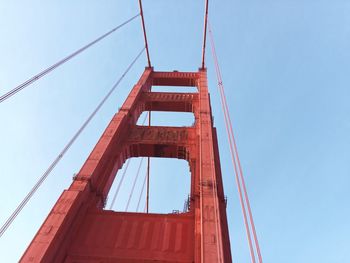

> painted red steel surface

[{"left": 21, "top": 69, "right": 232, "bottom": 262}]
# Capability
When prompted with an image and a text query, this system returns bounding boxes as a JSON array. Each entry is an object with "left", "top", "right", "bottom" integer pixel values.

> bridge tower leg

[{"left": 21, "top": 68, "right": 232, "bottom": 263}]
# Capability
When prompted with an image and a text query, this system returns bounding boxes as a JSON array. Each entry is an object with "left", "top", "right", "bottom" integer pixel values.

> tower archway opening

[
  {"left": 137, "top": 111, "right": 195, "bottom": 127},
  {"left": 151, "top": 85, "right": 198, "bottom": 93},
  {"left": 106, "top": 157, "right": 191, "bottom": 214}
]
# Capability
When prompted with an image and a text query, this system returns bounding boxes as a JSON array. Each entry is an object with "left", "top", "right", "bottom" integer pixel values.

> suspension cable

[
  {"left": 0, "top": 14, "right": 140, "bottom": 104},
  {"left": 136, "top": 171, "right": 147, "bottom": 212},
  {"left": 143, "top": 199, "right": 147, "bottom": 213},
  {"left": 0, "top": 47, "right": 145, "bottom": 238},
  {"left": 109, "top": 112, "right": 148, "bottom": 210},
  {"left": 208, "top": 21, "right": 255, "bottom": 262},
  {"left": 201, "top": 0, "right": 209, "bottom": 69},
  {"left": 125, "top": 158, "right": 144, "bottom": 211},
  {"left": 207, "top": 22, "right": 255, "bottom": 262},
  {"left": 219, "top": 59, "right": 263, "bottom": 262},
  {"left": 138, "top": 0, "right": 151, "bottom": 67},
  {"left": 218, "top": 76, "right": 256, "bottom": 263},
  {"left": 208, "top": 21, "right": 263, "bottom": 263},
  {"left": 146, "top": 96, "right": 151, "bottom": 213},
  {"left": 109, "top": 159, "right": 131, "bottom": 209}
]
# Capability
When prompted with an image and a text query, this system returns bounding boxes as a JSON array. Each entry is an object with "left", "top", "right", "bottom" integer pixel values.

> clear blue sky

[{"left": 1, "top": 1, "right": 350, "bottom": 262}]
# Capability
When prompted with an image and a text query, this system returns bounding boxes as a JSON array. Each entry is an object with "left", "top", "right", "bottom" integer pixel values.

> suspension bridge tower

[
  {"left": 20, "top": 66, "right": 232, "bottom": 263},
  {"left": 15, "top": 1, "right": 240, "bottom": 262}
]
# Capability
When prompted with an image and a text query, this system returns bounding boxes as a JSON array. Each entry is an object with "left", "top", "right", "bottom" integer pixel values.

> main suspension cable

[
  {"left": 138, "top": 0, "right": 151, "bottom": 67},
  {"left": 201, "top": 0, "right": 209, "bottom": 68},
  {"left": 0, "top": 14, "right": 140, "bottom": 104},
  {"left": 0, "top": 47, "right": 145, "bottom": 238},
  {"left": 208, "top": 21, "right": 263, "bottom": 263}
]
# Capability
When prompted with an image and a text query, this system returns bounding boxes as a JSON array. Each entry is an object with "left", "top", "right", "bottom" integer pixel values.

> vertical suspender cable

[
  {"left": 217, "top": 75, "right": 256, "bottom": 263},
  {"left": 109, "top": 159, "right": 131, "bottom": 209},
  {"left": 109, "top": 111, "right": 148, "bottom": 210},
  {"left": 206, "top": 104, "right": 225, "bottom": 262},
  {"left": 208, "top": 21, "right": 255, "bottom": 262},
  {"left": 146, "top": 105, "right": 151, "bottom": 213},
  {"left": 136, "top": 171, "right": 147, "bottom": 212},
  {"left": 225, "top": 82, "right": 263, "bottom": 263},
  {"left": 0, "top": 47, "right": 145, "bottom": 238},
  {"left": 143, "top": 199, "right": 147, "bottom": 213},
  {"left": 209, "top": 24, "right": 255, "bottom": 262},
  {"left": 208, "top": 21, "right": 263, "bottom": 263},
  {"left": 138, "top": 0, "right": 151, "bottom": 67},
  {"left": 0, "top": 14, "right": 140, "bottom": 104},
  {"left": 125, "top": 158, "right": 145, "bottom": 211},
  {"left": 138, "top": 0, "right": 152, "bottom": 213}
]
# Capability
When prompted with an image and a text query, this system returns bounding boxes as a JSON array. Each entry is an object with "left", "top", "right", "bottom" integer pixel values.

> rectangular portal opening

[
  {"left": 106, "top": 157, "right": 191, "bottom": 214},
  {"left": 137, "top": 111, "right": 195, "bottom": 127},
  {"left": 151, "top": 85, "right": 198, "bottom": 93}
]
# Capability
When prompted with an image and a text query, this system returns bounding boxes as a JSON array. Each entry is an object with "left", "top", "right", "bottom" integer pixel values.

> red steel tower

[{"left": 21, "top": 68, "right": 232, "bottom": 262}]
